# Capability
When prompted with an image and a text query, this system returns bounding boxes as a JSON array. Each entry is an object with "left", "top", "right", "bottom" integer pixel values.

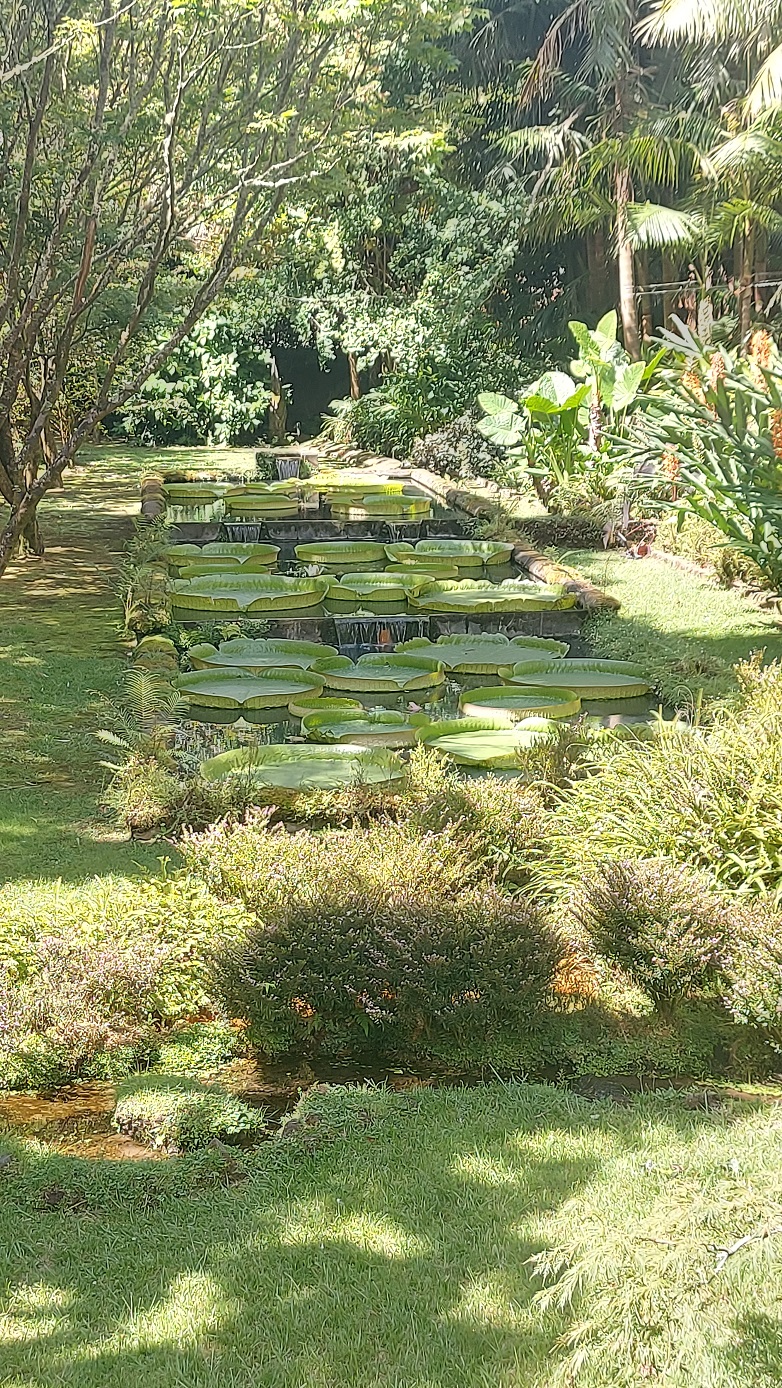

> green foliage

[
  {"left": 544, "top": 658, "right": 782, "bottom": 900},
  {"left": 571, "top": 859, "right": 732, "bottom": 1004},
  {"left": 728, "top": 904, "right": 782, "bottom": 1041},
  {"left": 410, "top": 412, "right": 508, "bottom": 480},
  {"left": 155, "top": 1021, "right": 242, "bottom": 1078},
  {"left": 520, "top": 511, "right": 605, "bottom": 549},
  {"left": 0, "top": 874, "right": 250, "bottom": 1087},
  {"left": 116, "top": 315, "right": 273, "bottom": 447},
  {"left": 113, "top": 1075, "right": 265, "bottom": 1152},
  {"left": 653, "top": 512, "right": 767, "bottom": 588},
  {"left": 186, "top": 811, "right": 564, "bottom": 1064},
  {"left": 624, "top": 329, "right": 782, "bottom": 588}
]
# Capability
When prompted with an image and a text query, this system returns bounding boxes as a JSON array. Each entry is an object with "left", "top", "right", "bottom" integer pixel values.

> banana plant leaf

[
  {"left": 411, "top": 539, "right": 515, "bottom": 566},
  {"left": 397, "top": 633, "right": 569, "bottom": 673},
  {"left": 176, "top": 666, "right": 324, "bottom": 709},
  {"left": 416, "top": 716, "right": 558, "bottom": 766},
  {"left": 409, "top": 579, "right": 576, "bottom": 613},
  {"left": 199, "top": 743, "right": 404, "bottom": 789},
  {"left": 501, "top": 659, "right": 651, "bottom": 699},
  {"left": 313, "top": 652, "right": 445, "bottom": 692},
  {"left": 188, "top": 638, "right": 338, "bottom": 671},
  {"left": 294, "top": 541, "right": 388, "bottom": 567},
  {"left": 459, "top": 684, "right": 581, "bottom": 719},
  {"left": 170, "top": 574, "right": 330, "bottom": 613},
  {"left": 302, "top": 708, "right": 430, "bottom": 748}
]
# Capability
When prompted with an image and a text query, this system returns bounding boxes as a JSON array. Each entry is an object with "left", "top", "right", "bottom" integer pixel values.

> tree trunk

[
  {"left": 661, "top": 251, "right": 676, "bottom": 330},
  {"left": 754, "top": 230, "right": 767, "bottom": 312},
  {"left": 347, "top": 352, "right": 361, "bottom": 400},
  {"left": 637, "top": 250, "right": 653, "bottom": 340},
  {"left": 737, "top": 222, "right": 755, "bottom": 343},
  {"left": 586, "top": 228, "right": 609, "bottom": 316},
  {"left": 615, "top": 165, "right": 641, "bottom": 360}
]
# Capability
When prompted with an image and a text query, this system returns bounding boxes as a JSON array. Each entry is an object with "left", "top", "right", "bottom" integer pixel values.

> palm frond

[
  {"left": 520, "top": 1, "right": 584, "bottom": 107},
  {"left": 626, "top": 201, "right": 704, "bottom": 249},
  {"left": 638, "top": 0, "right": 755, "bottom": 46},
  {"left": 710, "top": 127, "right": 782, "bottom": 174},
  {"left": 748, "top": 43, "right": 782, "bottom": 116}
]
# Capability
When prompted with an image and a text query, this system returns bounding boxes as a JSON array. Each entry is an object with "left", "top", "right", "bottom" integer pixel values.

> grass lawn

[
  {"left": 1, "top": 1083, "right": 782, "bottom": 1387},
  {"left": 0, "top": 445, "right": 255, "bottom": 885},
  {"left": 567, "top": 549, "right": 782, "bottom": 707}
]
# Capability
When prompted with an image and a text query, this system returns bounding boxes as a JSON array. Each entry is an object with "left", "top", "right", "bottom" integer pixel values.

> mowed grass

[
  {"left": 0, "top": 445, "right": 255, "bottom": 884},
  {"left": 1, "top": 1083, "right": 782, "bottom": 1387},
  {"left": 568, "top": 549, "right": 782, "bottom": 707}
]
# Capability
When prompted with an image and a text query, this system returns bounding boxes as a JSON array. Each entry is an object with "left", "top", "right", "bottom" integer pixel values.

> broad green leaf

[
  {"left": 611, "top": 361, "right": 646, "bottom": 412},
  {"left": 503, "top": 658, "right": 651, "bottom": 699},
  {"left": 477, "top": 390, "right": 518, "bottom": 415},
  {"left": 177, "top": 667, "right": 323, "bottom": 709},
  {"left": 459, "top": 685, "right": 582, "bottom": 719},
  {"left": 200, "top": 744, "right": 404, "bottom": 790},
  {"left": 594, "top": 310, "right": 619, "bottom": 348}
]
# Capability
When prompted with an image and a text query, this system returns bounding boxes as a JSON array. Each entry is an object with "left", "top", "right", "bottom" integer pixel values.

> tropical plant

[{"left": 622, "top": 324, "right": 782, "bottom": 586}]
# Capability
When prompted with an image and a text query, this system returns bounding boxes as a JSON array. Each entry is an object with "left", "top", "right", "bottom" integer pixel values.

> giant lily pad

[
  {"left": 325, "top": 572, "right": 426, "bottom": 605},
  {"left": 409, "top": 579, "right": 577, "bottom": 613},
  {"left": 411, "top": 539, "right": 515, "bottom": 567},
  {"left": 163, "top": 483, "right": 229, "bottom": 505},
  {"left": 459, "top": 684, "right": 581, "bottom": 719},
  {"left": 170, "top": 574, "right": 330, "bottom": 614},
  {"left": 302, "top": 708, "right": 430, "bottom": 748},
  {"left": 397, "top": 633, "right": 569, "bottom": 674},
  {"left": 313, "top": 652, "right": 445, "bottom": 693},
  {"left": 223, "top": 491, "right": 298, "bottom": 517},
  {"left": 294, "top": 541, "right": 387, "bottom": 568},
  {"left": 166, "top": 542, "right": 279, "bottom": 575},
  {"left": 314, "top": 477, "right": 406, "bottom": 497},
  {"left": 330, "top": 494, "right": 431, "bottom": 520},
  {"left": 176, "top": 667, "right": 323, "bottom": 709},
  {"left": 501, "top": 659, "right": 651, "bottom": 699},
  {"left": 287, "top": 694, "right": 363, "bottom": 719},
  {"left": 384, "top": 561, "right": 461, "bottom": 580},
  {"left": 200, "top": 743, "right": 404, "bottom": 790},
  {"left": 416, "top": 716, "right": 558, "bottom": 766},
  {"left": 188, "top": 638, "right": 338, "bottom": 672}
]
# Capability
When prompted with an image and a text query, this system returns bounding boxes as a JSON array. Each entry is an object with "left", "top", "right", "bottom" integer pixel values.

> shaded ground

[
  {"left": 1, "top": 1082, "right": 782, "bottom": 1388},
  {"left": 0, "top": 446, "right": 254, "bottom": 884}
]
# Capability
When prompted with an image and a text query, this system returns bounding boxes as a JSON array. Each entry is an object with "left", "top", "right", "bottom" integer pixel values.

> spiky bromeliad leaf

[
  {"left": 199, "top": 743, "right": 404, "bottom": 790},
  {"left": 459, "top": 684, "right": 581, "bottom": 720}
]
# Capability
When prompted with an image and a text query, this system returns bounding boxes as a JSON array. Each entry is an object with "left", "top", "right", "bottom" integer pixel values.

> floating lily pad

[
  {"left": 165, "top": 542, "right": 280, "bottom": 574},
  {"left": 397, "top": 633, "right": 569, "bottom": 674},
  {"left": 459, "top": 684, "right": 581, "bottom": 719},
  {"left": 287, "top": 694, "right": 363, "bottom": 719},
  {"left": 313, "top": 477, "right": 406, "bottom": 496},
  {"left": 384, "top": 544, "right": 460, "bottom": 571},
  {"left": 188, "top": 638, "right": 338, "bottom": 672},
  {"left": 199, "top": 744, "right": 404, "bottom": 790},
  {"left": 416, "top": 716, "right": 558, "bottom": 766},
  {"left": 170, "top": 574, "right": 330, "bottom": 614},
  {"left": 501, "top": 659, "right": 651, "bottom": 699},
  {"left": 330, "top": 494, "right": 431, "bottom": 520},
  {"left": 176, "top": 667, "right": 323, "bottom": 709},
  {"left": 302, "top": 708, "right": 430, "bottom": 748},
  {"left": 384, "top": 561, "right": 461, "bottom": 580},
  {"left": 325, "top": 572, "right": 426, "bottom": 605},
  {"left": 294, "top": 541, "right": 388, "bottom": 568},
  {"left": 411, "top": 539, "right": 515, "bottom": 566},
  {"left": 409, "top": 579, "right": 576, "bottom": 613},
  {"left": 313, "top": 652, "right": 445, "bottom": 693},
  {"left": 162, "top": 483, "right": 229, "bottom": 505},
  {"left": 223, "top": 491, "right": 298, "bottom": 517}
]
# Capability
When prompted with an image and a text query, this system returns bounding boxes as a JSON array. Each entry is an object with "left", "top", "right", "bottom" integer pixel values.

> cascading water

[
  {"left": 333, "top": 614, "right": 430, "bottom": 658},
  {"left": 223, "top": 522, "right": 268, "bottom": 543},
  {"left": 276, "top": 456, "right": 302, "bottom": 481}
]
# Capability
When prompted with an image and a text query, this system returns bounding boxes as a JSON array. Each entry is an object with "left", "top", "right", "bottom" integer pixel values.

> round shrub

[
  {"left": 216, "top": 877, "right": 566, "bottom": 1066},
  {"left": 571, "top": 858, "right": 732, "bottom": 1005},
  {"left": 410, "top": 413, "right": 506, "bottom": 481},
  {"left": 727, "top": 901, "right": 782, "bottom": 1040}
]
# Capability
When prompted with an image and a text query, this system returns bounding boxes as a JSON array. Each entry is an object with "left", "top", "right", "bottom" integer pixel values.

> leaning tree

[{"left": 0, "top": 0, "right": 462, "bottom": 575}]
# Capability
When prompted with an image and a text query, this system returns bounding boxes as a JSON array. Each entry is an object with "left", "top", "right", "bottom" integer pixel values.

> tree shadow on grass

[{"left": 0, "top": 1084, "right": 759, "bottom": 1388}]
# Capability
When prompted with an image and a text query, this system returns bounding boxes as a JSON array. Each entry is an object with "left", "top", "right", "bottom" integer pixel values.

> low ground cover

[{"left": 1, "top": 1083, "right": 782, "bottom": 1388}]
